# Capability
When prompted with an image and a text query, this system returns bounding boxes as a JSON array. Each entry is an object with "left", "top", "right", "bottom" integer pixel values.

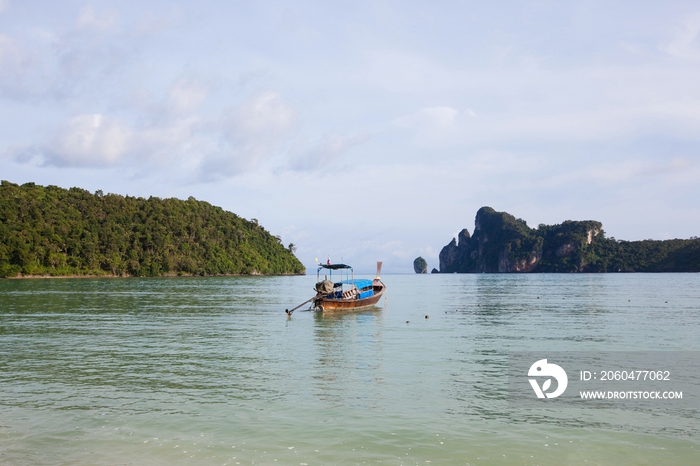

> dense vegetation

[
  {"left": 440, "top": 206, "right": 700, "bottom": 273},
  {"left": 586, "top": 237, "right": 700, "bottom": 273},
  {"left": 413, "top": 256, "right": 428, "bottom": 273},
  {"left": 0, "top": 181, "right": 305, "bottom": 278}
]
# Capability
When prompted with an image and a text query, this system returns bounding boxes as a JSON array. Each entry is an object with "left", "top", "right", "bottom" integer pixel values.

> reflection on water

[
  {"left": 312, "top": 309, "right": 385, "bottom": 408},
  {"left": 1, "top": 274, "right": 699, "bottom": 465}
]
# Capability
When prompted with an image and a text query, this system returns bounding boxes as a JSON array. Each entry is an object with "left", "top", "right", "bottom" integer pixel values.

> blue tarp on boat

[{"left": 342, "top": 279, "right": 374, "bottom": 290}]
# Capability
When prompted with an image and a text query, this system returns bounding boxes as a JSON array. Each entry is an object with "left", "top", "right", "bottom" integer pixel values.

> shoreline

[{"left": 3, "top": 272, "right": 306, "bottom": 279}]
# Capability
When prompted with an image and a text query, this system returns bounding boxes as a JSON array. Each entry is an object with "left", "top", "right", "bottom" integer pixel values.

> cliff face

[
  {"left": 440, "top": 207, "right": 700, "bottom": 272},
  {"left": 439, "top": 207, "right": 605, "bottom": 273},
  {"left": 413, "top": 256, "right": 428, "bottom": 274}
]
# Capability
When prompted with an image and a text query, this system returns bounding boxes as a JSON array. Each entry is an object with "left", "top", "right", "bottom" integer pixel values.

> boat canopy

[
  {"left": 342, "top": 279, "right": 374, "bottom": 290},
  {"left": 319, "top": 263, "right": 352, "bottom": 270}
]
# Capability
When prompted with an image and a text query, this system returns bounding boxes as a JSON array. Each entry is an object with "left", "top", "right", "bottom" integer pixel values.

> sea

[{"left": 1, "top": 273, "right": 699, "bottom": 465}]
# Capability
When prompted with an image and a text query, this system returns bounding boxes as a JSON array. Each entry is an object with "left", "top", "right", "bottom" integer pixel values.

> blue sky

[{"left": 1, "top": 1, "right": 699, "bottom": 273}]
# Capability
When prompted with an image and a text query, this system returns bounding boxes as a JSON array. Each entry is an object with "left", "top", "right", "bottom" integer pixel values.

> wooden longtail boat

[
  {"left": 285, "top": 262, "right": 386, "bottom": 315},
  {"left": 312, "top": 261, "right": 386, "bottom": 312}
]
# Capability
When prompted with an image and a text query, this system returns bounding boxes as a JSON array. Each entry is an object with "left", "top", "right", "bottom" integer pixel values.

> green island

[
  {"left": 0, "top": 181, "right": 305, "bottom": 278},
  {"left": 413, "top": 256, "right": 428, "bottom": 274},
  {"left": 440, "top": 207, "right": 700, "bottom": 273}
]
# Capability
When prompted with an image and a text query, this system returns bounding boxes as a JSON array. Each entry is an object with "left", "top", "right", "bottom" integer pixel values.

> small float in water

[{"left": 286, "top": 261, "right": 386, "bottom": 315}]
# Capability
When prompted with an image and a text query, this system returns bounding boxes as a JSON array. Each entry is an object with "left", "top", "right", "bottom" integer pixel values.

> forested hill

[
  {"left": 439, "top": 207, "right": 700, "bottom": 273},
  {"left": 0, "top": 181, "right": 305, "bottom": 278}
]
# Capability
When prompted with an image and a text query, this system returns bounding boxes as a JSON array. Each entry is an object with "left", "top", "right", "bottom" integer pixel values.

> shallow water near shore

[{"left": 1, "top": 274, "right": 699, "bottom": 465}]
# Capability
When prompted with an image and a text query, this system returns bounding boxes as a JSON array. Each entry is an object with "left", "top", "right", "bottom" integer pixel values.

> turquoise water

[{"left": 1, "top": 274, "right": 699, "bottom": 465}]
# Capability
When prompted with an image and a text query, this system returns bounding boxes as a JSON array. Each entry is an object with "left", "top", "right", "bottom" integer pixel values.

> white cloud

[
  {"left": 132, "top": 10, "right": 179, "bottom": 37},
  {"left": 0, "top": 33, "right": 19, "bottom": 64},
  {"left": 166, "top": 77, "right": 209, "bottom": 114},
  {"left": 77, "top": 5, "right": 118, "bottom": 32},
  {"left": 0, "top": 12, "right": 133, "bottom": 101},
  {"left": 286, "top": 132, "right": 371, "bottom": 172},
  {"left": 5, "top": 88, "right": 302, "bottom": 180},
  {"left": 392, "top": 106, "right": 477, "bottom": 146},
  {"left": 490, "top": 99, "right": 700, "bottom": 142},
  {"left": 133, "top": 116, "right": 200, "bottom": 163},
  {"left": 660, "top": 12, "right": 700, "bottom": 61},
  {"left": 633, "top": 157, "right": 696, "bottom": 177},
  {"left": 356, "top": 49, "right": 450, "bottom": 94},
  {"left": 527, "top": 157, "right": 699, "bottom": 191},
  {"left": 48, "top": 114, "right": 131, "bottom": 166},
  {"left": 0, "top": 0, "right": 9, "bottom": 14},
  {"left": 0, "top": 33, "right": 34, "bottom": 95},
  {"left": 393, "top": 106, "right": 458, "bottom": 130},
  {"left": 10, "top": 113, "right": 133, "bottom": 167},
  {"left": 235, "top": 90, "right": 295, "bottom": 135},
  {"left": 192, "top": 91, "right": 298, "bottom": 179}
]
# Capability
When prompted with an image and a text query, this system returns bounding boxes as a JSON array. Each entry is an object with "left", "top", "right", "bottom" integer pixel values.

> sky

[{"left": 1, "top": 1, "right": 700, "bottom": 274}]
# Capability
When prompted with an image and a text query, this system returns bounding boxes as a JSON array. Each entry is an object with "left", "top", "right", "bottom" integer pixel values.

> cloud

[
  {"left": 5, "top": 87, "right": 303, "bottom": 181},
  {"left": 132, "top": 10, "right": 179, "bottom": 37},
  {"left": 0, "top": 13, "right": 132, "bottom": 101},
  {"left": 356, "top": 49, "right": 451, "bottom": 94},
  {"left": 7, "top": 113, "right": 132, "bottom": 167},
  {"left": 392, "top": 106, "right": 477, "bottom": 146},
  {"left": 165, "top": 77, "right": 210, "bottom": 115},
  {"left": 235, "top": 90, "right": 295, "bottom": 135},
  {"left": 0, "top": 33, "right": 20, "bottom": 68},
  {"left": 286, "top": 132, "right": 371, "bottom": 172},
  {"left": 77, "top": 5, "right": 118, "bottom": 32},
  {"left": 491, "top": 99, "right": 700, "bottom": 142},
  {"left": 237, "top": 69, "right": 271, "bottom": 88},
  {"left": 131, "top": 116, "right": 200, "bottom": 164},
  {"left": 634, "top": 157, "right": 695, "bottom": 176},
  {"left": 194, "top": 91, "right": 298, "bottom": 179},
  {"left": 526, "top": 156, "right": 698, "bottom": 192},
  {"left": 393, "top": 106, "right": 459, "bottom": 130},
  {"left": 660, "top": 12, "right": 700, "bottom": 61},
  {"left": 0, "top": 33, "right": 40, "bottom": 97},
  {"left": 44, "top": 114, "right": 132, "bottom": 166}
]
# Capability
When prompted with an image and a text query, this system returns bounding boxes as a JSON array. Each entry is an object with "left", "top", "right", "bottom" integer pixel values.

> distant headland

[
  {"left": 438, "top": 207, "right": 700, "bottom": 273},
  {"left": 0, "top": 181, "right": 305, "bottom": 278}
]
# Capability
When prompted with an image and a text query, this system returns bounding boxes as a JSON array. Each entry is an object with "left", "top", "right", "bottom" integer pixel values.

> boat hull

[{"left": 313, "top": 283, "right": 386, "bottom": 311}]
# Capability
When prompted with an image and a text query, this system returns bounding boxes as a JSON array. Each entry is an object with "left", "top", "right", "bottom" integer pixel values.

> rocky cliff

[
  {"left": 413, "top": 256, "right": 428, "bottom": 273},
  {"left": 438, "top": 207, "right": 699, "bottom": 273},
  {"left": 439, "top": 207, "right": 553, "bottom": 273}
]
